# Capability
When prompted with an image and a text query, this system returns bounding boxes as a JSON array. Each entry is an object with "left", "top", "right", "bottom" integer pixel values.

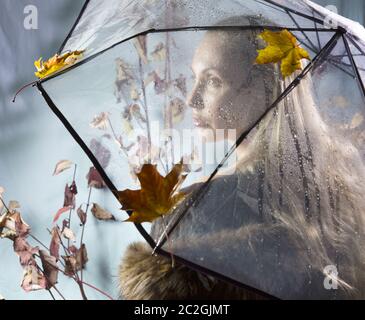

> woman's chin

[
  {"left": 195, "top": 127, "right": 225, "bottom": 143},
  {"left": 194, "top": 126, "right": 217, "bottom": 143}
]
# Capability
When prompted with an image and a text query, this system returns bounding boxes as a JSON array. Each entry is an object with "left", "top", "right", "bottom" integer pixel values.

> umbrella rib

[
  {"left": 40, "top": 25, "right": 337, "bottom": 84},
  {"left": 153, "top": 30, "right": 344, "bottom": 252},
  {"left": 342, "top": 34, "right": 365, "bottom": 98},
  {"left": 35, "top": 82, "right": 157, "bottom": 250},
  {"left": 262, "top": 0, "right": 325, "bottom": 26},
  {"left": 286, "top": 10, "right": 319, "bottom": 53},
  {"left": 312, "top": 8, "right": 322, "bottom": 51},
  {"left": 286, "top": 9, "right": 358, "bottom": 77}
]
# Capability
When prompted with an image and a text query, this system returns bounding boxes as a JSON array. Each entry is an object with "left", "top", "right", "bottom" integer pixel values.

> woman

[{"left": 119, "top": 16, "right": 365, "bottom": 299}]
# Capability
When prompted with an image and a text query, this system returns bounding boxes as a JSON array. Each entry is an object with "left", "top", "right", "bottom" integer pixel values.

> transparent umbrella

[{"left": 34, "top": 0, "right": 365, "bottom": 299}]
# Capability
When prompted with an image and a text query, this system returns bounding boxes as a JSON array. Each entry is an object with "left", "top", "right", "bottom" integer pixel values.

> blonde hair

[{"left": 236, "top": 68, "right": 365, "bottom": 297}]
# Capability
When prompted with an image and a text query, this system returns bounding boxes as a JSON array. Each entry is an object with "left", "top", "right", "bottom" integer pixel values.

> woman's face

[{"left": 188, "top": 31, "right": 269, "bottom": 141}]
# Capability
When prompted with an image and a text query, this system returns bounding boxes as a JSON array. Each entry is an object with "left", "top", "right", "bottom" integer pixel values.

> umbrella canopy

[{"left": 36, "top": 0, "right": 365, "bottom": 299}]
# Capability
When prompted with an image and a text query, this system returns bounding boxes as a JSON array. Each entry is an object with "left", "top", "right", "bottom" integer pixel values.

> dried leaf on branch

[
  {"left": 86, "top": 167, "right": 107, "bottom": 189},
  {"left": 53, "top": 160, "right": 73, "bottom": 176},
  {"left": 151, "top": 42, "right": 166, "bottom": 61},
  {"left": 63, "top": 181, "right": 77, "bottom": 208},
  {"left": 21, "top": 265, "right": 47, "bottom": 292},
  {"left": 53, "top": 206, "right": 72, "bottom": 223},
  {"left": 49, "top": 226, "right": 61, "bottom": 260},
  {"left": 0, "top": 210, "right": 30, "bottom": 240},
  {"left": 90, "top": 112, "right": 110, "bottom": 130},
  {"left": 91, "top": 203, "right": 115, "bottom": 221},
  {"left": 62, "top": 244, "right": 88, "bottom": 276},
  {"left": 39, "top": 250, "right": 59, "bottom": 289},
  {"left": 77, "top": 205, "right": 87, "bottom": 225}
]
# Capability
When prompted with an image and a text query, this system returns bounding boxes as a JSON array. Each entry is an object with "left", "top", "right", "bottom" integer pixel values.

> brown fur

[{"left": 119, "top": 242, "right": 267, "bottom": 300}]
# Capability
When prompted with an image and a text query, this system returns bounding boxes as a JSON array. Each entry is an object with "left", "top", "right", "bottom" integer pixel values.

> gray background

[{"left": 0, "top": 0, "right": 364, "bottom": 300}]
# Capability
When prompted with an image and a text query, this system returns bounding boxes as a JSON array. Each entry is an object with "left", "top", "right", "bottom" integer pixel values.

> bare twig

[
  {"left": 67, "top": 164, "right": 78, "bottom": 248},
  {"left": 138, "top": 56, "right": 152, "bottom": 161},
  {"left": 0, "top": 197, "right": 10, "bottom": 213},
  {"left": 80, "top": 186, "right": 92, "bottom": 283}
]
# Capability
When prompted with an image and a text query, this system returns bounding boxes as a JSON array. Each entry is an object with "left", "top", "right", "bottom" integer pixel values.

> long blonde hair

[{"left": 236, "top": 63, "right": 365, "bottom": 296}]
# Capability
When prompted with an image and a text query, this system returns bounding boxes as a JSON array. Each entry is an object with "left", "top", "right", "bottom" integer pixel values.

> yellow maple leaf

[
  {"left": 255, "top": 29, "right": 310, "bottom": 78},
  {"left": 34, "top": 50, "right": 84, "bottom": 79},
  {"left": 117, "top": 162, "right": 188, "bottom": 223}
]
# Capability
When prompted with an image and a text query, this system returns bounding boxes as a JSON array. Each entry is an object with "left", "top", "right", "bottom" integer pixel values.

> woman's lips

[{"left": 193, "top": 116, "right": 210, "bottom": 128}]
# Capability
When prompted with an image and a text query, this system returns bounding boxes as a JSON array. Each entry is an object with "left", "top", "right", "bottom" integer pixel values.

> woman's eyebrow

[{"left": 190, "top": 66, "right": 222, "bottom": 76}]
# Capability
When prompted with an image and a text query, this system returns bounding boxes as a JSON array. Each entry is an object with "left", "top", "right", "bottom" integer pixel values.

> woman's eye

[{"left": 206, "top": 77, "right": 222, "bottom": 88}]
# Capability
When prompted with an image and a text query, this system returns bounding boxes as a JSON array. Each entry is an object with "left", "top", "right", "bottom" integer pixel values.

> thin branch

[
  {"left": 0, "top": 197, "right": 10, "bottom": 213},
  {"left": 29, "top": 233, "right": 51, "bottom": 252},
  {"left": 48, "top": 289, "right": 56, "bottom": 300},
  {"left": 107, "top": 118, "right": 129, "bottom": 158},
  {"left": 80, "top": 186, "right": 92, "bottom": 283},
  {"left": 67, "top": 164, "right": 78, "bottom": 248},
  {"left": 138, "top": 55, "right": 152, "bottom": 162},
  {"left": 81, "top": 281, "right": 114, "bottom": 300},
  {"left": 36, "top": 251, "right": 114, "bottom": 300},
  {"left": 35, "top": 262, "right": 66, "bottom": 300}
]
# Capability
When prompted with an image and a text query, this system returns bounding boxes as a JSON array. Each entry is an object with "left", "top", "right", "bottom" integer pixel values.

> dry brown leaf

[
  {"left": 49, "top": 226, "right": 61, "bottom": 260},
  {"left": 53, "top": 160, "right": 73, "bottom": 176},
  {"left": 39, "top": 250, "right": 58, "bottom": 289},
  {"left": 151, "top": 42, "right": 166, "bottom": 61},
  {"left": 62, "top": 255, "right": 77, "bottom": 277},
  {"left": 169, "top": 98, "right": 186, "bottom": 124},
  {"left": 8, "top": 201, "right": 20, "bottom": 211},
  {"left": 0, "top": 210, "right": 30, "bottom": 240},
  {"left": 90, "top": 112, "right": 110, "bottom": 130},
  {"left": 63, "top": 181, "right": 77, "bottom": 209},
  {"left": 21, "top": 264, "right": 47, "bottom": 292},
  {"left": 130, "top": 86, "right": 140, "bottom": 101},
  {"left": 115, "top": 58, "right": 134, "bottom": 83},
  {"left": 53, "top": 206, "right": 72, "bottom": 223},
  {"left": 77, "top": 205, "right": 87, "bottom": 225},
  {"left": 130, "top": 104, "right": 147, "bottom": 124},
  {"left": 61, "top": 227, "right": 76, "bottom": 243},
  {"left": 76, "top": 244, "right": 88, "bottom": 270},
  {"left": 62, "top": 244, "right": 88, "bottom": 276},
  {"left": 13, "top": 237, "right": 39, "bottom": 266},
  {"left": 91, "top": 203, "right": 115, "bottom": 221},
  {"left": 86, "top": 167, "right": 106, "bottom": 189},
  {"left": 174, "top": 74, "right": 187, "bottom": 97},
  {"left": 146, "top": 71, "right": 168, "bottom": 95}
]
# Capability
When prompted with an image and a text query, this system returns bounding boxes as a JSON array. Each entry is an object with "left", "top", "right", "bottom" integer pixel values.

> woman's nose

[{"left": 187, "top": 83, "right": 204, "bottom": 110}]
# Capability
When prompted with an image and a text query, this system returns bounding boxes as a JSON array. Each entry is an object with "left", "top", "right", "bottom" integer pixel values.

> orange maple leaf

[{"left": 117, "top": 163, "right": 187, "bottom": 223}]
